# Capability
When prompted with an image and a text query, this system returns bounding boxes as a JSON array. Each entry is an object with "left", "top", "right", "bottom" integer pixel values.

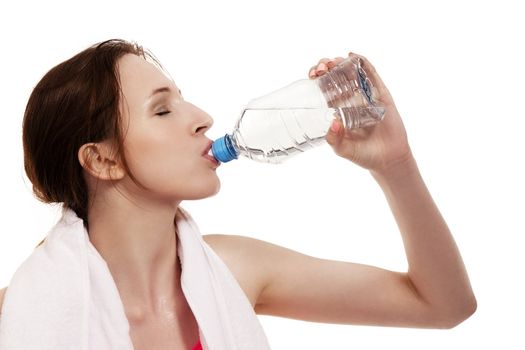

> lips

[
  {"left": 202, "top": 140, "right": 220, "bottom": 167},
  {"left": 202, "top": 140, "right": 213, "bottom": 157}
]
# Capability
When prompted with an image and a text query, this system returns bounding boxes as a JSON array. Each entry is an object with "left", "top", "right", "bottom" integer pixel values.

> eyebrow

[{"left": 148, "top": 86, "right": 183, "bottom": 99}]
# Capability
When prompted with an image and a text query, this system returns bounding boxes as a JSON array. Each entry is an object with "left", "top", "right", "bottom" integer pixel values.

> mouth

[
  {"left": 202, "top": 140, "right": 213, "bottom": 157},
  {"left": 202, "top": 140, "right": 220, "bottom": 167}
]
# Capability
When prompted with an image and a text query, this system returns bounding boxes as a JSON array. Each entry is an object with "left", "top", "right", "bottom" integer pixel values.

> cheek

[
  {"left": 125, "top": 136, "right": 189, "bottom": 183},
  {"left": 123, "top": 133, "right": 215, "bottom": 196},
  {"left": 124, "top": 119, "right": 165, "bottom": 159},
  {"left": 121, "top": 121, "right": 219, "bottom": 198},
  {"left": 130, "top": 151, "right": 220, "bottom": 199}
]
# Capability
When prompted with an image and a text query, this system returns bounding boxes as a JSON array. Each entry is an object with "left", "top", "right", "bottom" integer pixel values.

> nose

[{"left": 193, "top": 110, "right": 214, "bottom": 135}]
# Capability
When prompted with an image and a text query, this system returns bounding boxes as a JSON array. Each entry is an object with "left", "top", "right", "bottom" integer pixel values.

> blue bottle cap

[{"left": 211, "top": 135, "right": 239, "bottom": 163}]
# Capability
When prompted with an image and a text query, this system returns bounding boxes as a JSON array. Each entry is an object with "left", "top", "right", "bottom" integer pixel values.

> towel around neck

[{"left": 0, "top": 207, "right": 271, "bottom": 350}]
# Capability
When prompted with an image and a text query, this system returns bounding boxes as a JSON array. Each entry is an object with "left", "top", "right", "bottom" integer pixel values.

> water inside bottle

[{"left": 233, "top": 106, "right": 385, "bottom": 163}]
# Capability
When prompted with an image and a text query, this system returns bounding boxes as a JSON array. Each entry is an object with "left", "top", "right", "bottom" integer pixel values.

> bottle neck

[{"left": 211, "top": 134, "right": 239, "bottom": 163}]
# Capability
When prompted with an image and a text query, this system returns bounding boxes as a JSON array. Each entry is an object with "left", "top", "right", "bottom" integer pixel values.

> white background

[{"left": 1, "top": 0, "right": 524, "bottom": 348}]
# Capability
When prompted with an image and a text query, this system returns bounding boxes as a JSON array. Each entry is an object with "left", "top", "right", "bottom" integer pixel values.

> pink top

[{"left": 192, "top": 340, "right": 202, "bottom": 350}]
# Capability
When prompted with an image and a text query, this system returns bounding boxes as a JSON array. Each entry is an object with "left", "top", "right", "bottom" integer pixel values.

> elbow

[
  {"left": 433, "top": 296, "right": 477, "bottom": 329},
  {"left": 453, "top": 296, "right": 478, "bottom": 328}
]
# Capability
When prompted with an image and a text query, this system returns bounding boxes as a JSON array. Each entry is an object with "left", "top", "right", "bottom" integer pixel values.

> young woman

[{"left": 0, "top": 40, "right": 476, "bottom": 349}]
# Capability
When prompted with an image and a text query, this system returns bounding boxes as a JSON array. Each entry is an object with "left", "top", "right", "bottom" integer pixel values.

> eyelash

[{"left": 155, "top": 110, "right": 171, "bottom": 116}]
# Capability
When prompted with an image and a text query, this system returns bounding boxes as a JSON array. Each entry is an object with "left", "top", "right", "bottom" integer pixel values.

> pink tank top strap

[{"left": 191, "top": 339, "right": 203, "bottom": 350}]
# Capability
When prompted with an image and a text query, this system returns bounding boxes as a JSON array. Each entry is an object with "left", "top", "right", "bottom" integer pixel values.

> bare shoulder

[
  {"left": 203, "top": 234, "right": 301, "bottom": 309},
  {"left": 0, "top": 286, "right": 7, "bottom": 314},
  {"left": 202, "top": 234, "right": 264, "bottom": 308}
]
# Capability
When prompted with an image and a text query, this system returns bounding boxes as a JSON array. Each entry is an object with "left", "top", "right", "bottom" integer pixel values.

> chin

[
  {"left": 186, "top": 178, "right": 221, "bottom": 200},
  {"left": 202, "top": 182, "right": 221, "bottom": 198}
]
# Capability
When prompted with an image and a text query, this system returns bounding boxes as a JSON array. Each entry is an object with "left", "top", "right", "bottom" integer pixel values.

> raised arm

[
  {"left": 243, "top": 53, "right": 476, "bottom": 328},
  {"left": 368, "top": 151, "right": 476, "bottom": 326},
  {"left": 322, "top": 53, "right": 475, "bottom": 325}
]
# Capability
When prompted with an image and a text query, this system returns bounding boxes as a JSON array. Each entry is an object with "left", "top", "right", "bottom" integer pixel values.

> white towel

[{"left": 0, "top": 207, "right": 271, "bottom": 350}]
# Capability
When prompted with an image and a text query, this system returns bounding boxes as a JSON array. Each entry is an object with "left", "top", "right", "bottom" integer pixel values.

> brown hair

[{"left": 23, "top": 39, "right": 152, "bottom": 225}]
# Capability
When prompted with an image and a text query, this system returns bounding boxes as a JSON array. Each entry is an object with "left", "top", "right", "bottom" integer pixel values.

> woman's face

[{"left": 116, "top": 54, "right": 220, "bottom": 203}]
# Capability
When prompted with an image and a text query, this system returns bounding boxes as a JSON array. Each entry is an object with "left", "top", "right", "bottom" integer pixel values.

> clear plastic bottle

[{"left": 211, "top": 54, "right": 386, "bottom": 164}]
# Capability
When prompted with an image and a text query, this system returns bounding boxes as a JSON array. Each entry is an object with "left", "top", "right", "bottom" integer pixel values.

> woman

[{"left": 0, "top": 40, "right": 476, "bottom": 349}]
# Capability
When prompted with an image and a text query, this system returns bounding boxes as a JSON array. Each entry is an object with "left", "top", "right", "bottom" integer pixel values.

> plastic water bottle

[{"left": 211, "top": 54, "right": 386, "bottom": 164}]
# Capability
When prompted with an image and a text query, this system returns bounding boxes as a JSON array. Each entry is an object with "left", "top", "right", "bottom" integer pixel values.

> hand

[{"left": 309, "top": 53, "right": 413, "bottom": 175}]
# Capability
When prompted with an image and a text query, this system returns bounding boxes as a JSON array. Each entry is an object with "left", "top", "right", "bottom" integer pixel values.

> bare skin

[{"left": 1, "top": 52, "right": 476, "bottom": 349}]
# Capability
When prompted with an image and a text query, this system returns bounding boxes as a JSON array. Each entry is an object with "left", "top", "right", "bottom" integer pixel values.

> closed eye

[{"left": 155, "top": 110, "right": 171, "bottom": 116}]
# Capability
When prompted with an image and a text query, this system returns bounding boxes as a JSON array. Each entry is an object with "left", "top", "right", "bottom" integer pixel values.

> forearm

[{"left": 371, "top": 154, "right": 476, "bottom": 323}]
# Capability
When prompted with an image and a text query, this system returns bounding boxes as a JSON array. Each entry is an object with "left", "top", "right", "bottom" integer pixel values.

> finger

[
  {"left": 308, "top": 67, "right": 317, "bottom": 79},
  {"left": 326, "top": 57, "right": 344, "bottom": 68},
  {"left": 332, "top": 57, "right": 345, "bottom": 66},
  {"left": 308, "top": 65, "right": 324, "bottom": 78},
  {"left": 325, "top": 119, "right": 343, "bottom": 147},
  {"left": 316, "top": 61, "right": 328, "bottom": 74},
  {"left": 310, "top": 57, "right": 340, "bottom": 78},
  {"left": 314, "top": 58, "right": 330, "bottom": 73}
]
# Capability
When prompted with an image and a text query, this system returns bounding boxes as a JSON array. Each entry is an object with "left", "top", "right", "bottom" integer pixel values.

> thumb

[{"left": 326, "top": 119, "right": 343, "bottom": 147}]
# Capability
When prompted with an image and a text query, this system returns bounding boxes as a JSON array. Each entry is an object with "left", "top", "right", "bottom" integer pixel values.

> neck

[{"left": 86, "top": 191, "right": 182, "bottom": 321}]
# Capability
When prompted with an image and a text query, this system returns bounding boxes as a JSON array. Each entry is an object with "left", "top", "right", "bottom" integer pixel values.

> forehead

[{"left": 118, "top": 54, "right": 176, "bottom": 99}]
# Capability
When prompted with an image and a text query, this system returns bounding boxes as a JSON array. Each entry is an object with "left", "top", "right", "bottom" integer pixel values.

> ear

[{"left": 78, "top": 141, "right": 126, "bottom": 181}]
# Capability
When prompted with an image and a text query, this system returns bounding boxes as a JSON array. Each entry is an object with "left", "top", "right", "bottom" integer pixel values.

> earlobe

[{"left": 78, "top": 142, "right": 125, "bottom": 181}]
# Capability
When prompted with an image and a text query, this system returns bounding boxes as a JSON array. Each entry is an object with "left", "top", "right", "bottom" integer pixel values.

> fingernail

[{"left": 330, "top": 120, "right": 341, "bottom": 133}]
